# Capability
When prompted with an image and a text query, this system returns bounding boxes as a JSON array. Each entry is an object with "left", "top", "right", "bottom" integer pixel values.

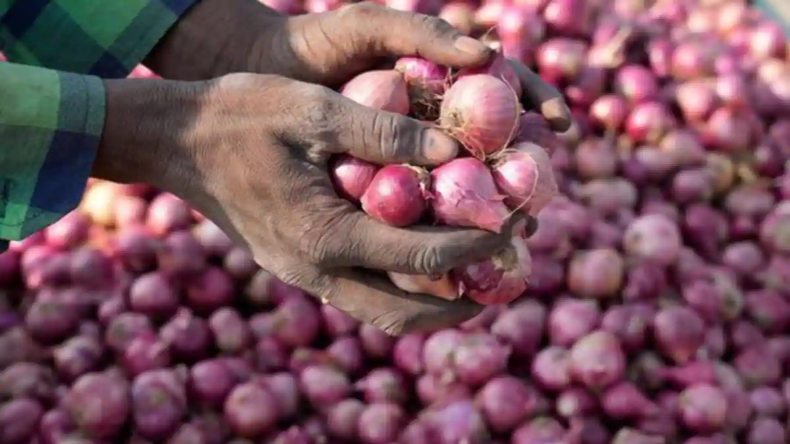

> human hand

[
  {"left": 94, "top": 73, "right": 531, "bottom": 334},
  {"left": 146, "top": 0, "right": 572, "bottom": 132}
]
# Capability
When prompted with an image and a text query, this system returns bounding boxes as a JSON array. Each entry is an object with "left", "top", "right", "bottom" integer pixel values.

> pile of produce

[{"left": 3, "top": 0, "right": 790, "bottom": 443}]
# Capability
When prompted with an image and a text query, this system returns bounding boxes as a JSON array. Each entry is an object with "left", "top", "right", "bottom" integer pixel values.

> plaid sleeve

[
  {"left": 0, "top": 0, "right": 199, "bottom": 77},
  {"left": 0, "top": 62, "right": 105, "bottom": 250}
]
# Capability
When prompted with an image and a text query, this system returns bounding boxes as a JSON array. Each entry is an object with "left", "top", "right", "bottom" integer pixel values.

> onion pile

[
  {"left": 3, "top": 0, "right": 790, "bottom": 443},
  {"left": 335, "top": 53, "right": 560, "bottom": 305}
]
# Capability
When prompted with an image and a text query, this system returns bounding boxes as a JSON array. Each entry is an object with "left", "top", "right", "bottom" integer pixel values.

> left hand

[{"left": 263, "top": 2, "right": 573, "bottom": 132}]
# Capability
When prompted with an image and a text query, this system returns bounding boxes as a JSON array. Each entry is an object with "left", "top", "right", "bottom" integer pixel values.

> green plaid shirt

[{"left": 0, "top": 0, "right": 198, "bottom": 249}]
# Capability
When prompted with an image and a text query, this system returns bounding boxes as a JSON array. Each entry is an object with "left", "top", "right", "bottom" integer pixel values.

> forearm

[
  {"left": 0, "top": 0, "right": 199, "bottom": 77},
  {"left": 144, "top": 0, "right": 284, "bottom": 80}
]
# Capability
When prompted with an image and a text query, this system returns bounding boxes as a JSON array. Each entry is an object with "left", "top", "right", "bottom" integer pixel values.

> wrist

[
  {"left": 93, "top": 78, "right": 209, "bottom": 195},
  {"left": 144, "top": 0, "right": 284, "bottom": 80}
]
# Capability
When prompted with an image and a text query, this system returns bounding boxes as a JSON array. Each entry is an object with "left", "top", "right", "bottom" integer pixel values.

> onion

[
  {"left": 341, "top": 70, "right": 410, "bottom": 114},
  {"left": 395, "top": 57, "right": 448, "bottom": 119},
  {"left": 360, "top": 165, "right": 429, "bottom": 227},
  {"left": 329, "top": 155, "right": 378, "bottom": 203},
  {"left": 452, "top": 235, "right": 531, "bottom": 305},
  {"left": 569, "top": 331, "right": 626, "bottom": 390},
  {"left": 491, "top": 142, "right": 557, "bottom": 216},
  {"left": 430, "top": 157, "right": 511, "bottom": 233},
  {"left": 624, "top": 214, "right": 682, "bottom": 266},
  {"left": 439, "top": 74, "right": 521, "bottom": 157}
]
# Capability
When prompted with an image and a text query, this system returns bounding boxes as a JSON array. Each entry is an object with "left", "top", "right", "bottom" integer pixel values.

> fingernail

[
  {"left": 422, "top": 128, "right": 459, "bottom": 164},
  {"left": 541, "top": 98, "right": 572, "bottom": 131},
  {"left": 454, "top": 36, "right": 487, "bottom": 56}
]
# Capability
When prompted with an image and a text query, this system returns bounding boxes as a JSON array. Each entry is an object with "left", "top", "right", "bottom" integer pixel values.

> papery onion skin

[
  {"left": 329, "top": 155, "right": 379, "bottom": 203},
  {"left": 452, "top": 235, "right": 532, "bottom": 305},
  {"left": 439, "top": 74, "right": 521, "bottom": 157},
  {"left": 491, "top": 142, "right": 558, "bottom": 217},
  {"left": 361, "top": 165, "right": 429, "bottom": 227},
  {"left": 341, "top": 70, "right": 410, "bottom": 114}
]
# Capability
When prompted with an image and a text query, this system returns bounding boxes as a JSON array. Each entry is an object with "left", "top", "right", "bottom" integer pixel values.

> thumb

[
  {"left": 337, "top": 100, "right": 460, "bottom": 166},
  {"left": 339, "top": 3, "right": 492, "bottom": 68}
]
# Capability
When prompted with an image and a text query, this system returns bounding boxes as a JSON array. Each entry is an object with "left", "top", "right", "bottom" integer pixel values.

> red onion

[
  {"left": 329, "top": 155, "right": 378, "bottom": 203},
  {"left": 361, "top": 165, "right": 429, "bottom": 227},
  {"left": 536, "top": 38, "right": 587, "bottom": 84},
  {"left": 601, "top": 382, "right": 658, "bottom": 420},
  {"left": 548, "top": 299, "right": 600, "bottom": 347},
  {"left": 357, "top": 403, "right": 405, "bottom": 444},
  {"left": 490, "top": 300, "right": 546, "bottom": 357},
  {"left": 476, "top": 376, "right": 546, "bottom": 432},
  {"left": 449, "top": 332, "right": 510, "bottom": 385},
  {"left": 430, "top": 157, "right": 511, "bottom": 233},
  {"left": 569, "top": 330, "right": 626, "bottom": 390},
  {"left": 395, "top": 57, "right": 448, "bottom": 118},
  {"left": 491, "top": 142, "right": 558, "bottom": 217},
  {"left": 423, "top": 399, "right": 490, "bottom": 444},
  {"left": 678, "top": 384, "right": 728, "bottom": 433},
  {"left": 439, "top": 75, "right": 521, "bottom": 157},
  {"left": 341, "top": 70, "right": 410, "bottom": 114},
  {"left": 422, "top": 329, "right": 464, "bottom": 375},
  {"left": 531, "top": 346, "right": 571, "bottom": 391},
  {"left": 453, "top": 234, "right": 531, "bottom": 305},
  {"left": 653, "top": 306, "right": 706, "bottom": 365},
  {"left": 624, "top": 214, "right": 682, "bottom": 266}
]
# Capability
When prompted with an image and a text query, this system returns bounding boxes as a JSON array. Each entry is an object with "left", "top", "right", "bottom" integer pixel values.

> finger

[
  {"left": 524, "top": 216, "right": 539, "bottom": 237},
  {"left": 326, "top": 211, "right": 525, "bottom": 274},
  {"left": 339, "top": 3, "right": 492, "bottom": 68},
  {"left": 311, "top": 267, "right": 484, "bottom": 335},
  {"left": 509, "top": 60, "right": 573, "bottom": 132},
  {"left": 334, "top": 98, "right": 459, "bottom": 166}
]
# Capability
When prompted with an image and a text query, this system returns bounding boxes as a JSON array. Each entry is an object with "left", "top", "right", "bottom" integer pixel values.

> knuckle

[
  {"left": 371, "top": 313, "right": 412, "bottom": 336},
  {"left": 300, "top": 206, "right": 353, "bottom": 267},
  {"left": 303, "top": 229, "right": 340, "bottom": 267},
  {"left": 408, "top": 244, "right": 446, "bottom": 275},
  {"left": 411, "top": 13, "right": 454, "bottom": 36},
  {"left": 275, "top": 265, "right": 331, "bottom": 299},
  {"left": 299, "top": 85, "right": 340, "bottom": 135},
  {"left": 340, "top": 2, "right": 383, "bottom": 18},
  {"left": 372, "top": 114, "right": 420, "bottom": 162}
]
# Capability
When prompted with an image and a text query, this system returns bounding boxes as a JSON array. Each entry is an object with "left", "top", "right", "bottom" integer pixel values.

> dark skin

[{"left": 94, "top": 0, "right": 572, "bottom": 335}]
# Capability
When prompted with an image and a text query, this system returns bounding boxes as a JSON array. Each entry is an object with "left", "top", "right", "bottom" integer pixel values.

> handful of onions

[{"left": 329, "top": 51, "right": 560, "bottom": 305}]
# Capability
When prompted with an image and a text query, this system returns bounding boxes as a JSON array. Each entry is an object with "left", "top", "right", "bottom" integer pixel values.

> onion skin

[
  {"left": 439, "top": 74, "right": 521, "bottom": 157},
  {"left": 329, "top": 155, "right": 378, "bottom": 203},
  {"left": 569, "top": 331, "right": 627, "bottom": 390},
  {"left": 341, "top": 70, "right": 410, "bottom": 115},
  {"left": 491, "top": 142, "right": 558, "bottom": 217},
  {"left": 360, "top": 165, "right": 429, "bottom": 227},
  {"left": 452, "top": 235, "right": 531, "bottom": 305},
  {"left": 395, "top": 57, "right": 448, "bottom": 96},
  {"left": 430, "top": 158, "right": 511, "bottom": 233}
]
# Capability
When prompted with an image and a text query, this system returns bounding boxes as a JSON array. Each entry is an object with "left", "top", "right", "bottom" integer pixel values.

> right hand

[{"left": 94, "top": 73, "right": 532, "bottom": 335}]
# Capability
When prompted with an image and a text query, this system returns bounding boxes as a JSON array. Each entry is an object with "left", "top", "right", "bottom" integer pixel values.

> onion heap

[{"left": 2, "top": 0, "right": 790, "bottom": 443}]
